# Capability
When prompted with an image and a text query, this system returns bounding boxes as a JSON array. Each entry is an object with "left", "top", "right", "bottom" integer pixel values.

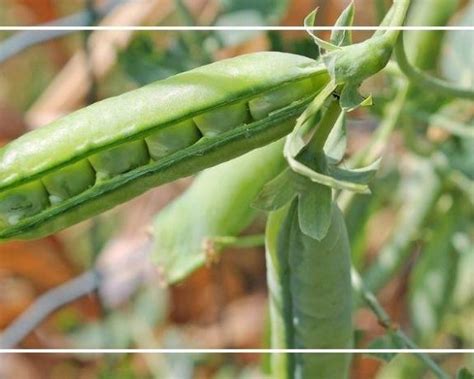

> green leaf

[
  {"left": 304, "top": 9, "right": 340, "bottom": 52},
  {"left": 287, "top": 157, "right": 374, "bottom": 193},
  {"left": 284, "top": 81, "right": 337, "bottom": 158},
  {"left": 457, "top": 368, "right": 474, "bottom": 379},
  {"left": 118, "top": 34, "right": 195, "bottom": 85},
  {"left": 324, "top": 112, "right": 347, "bottom": 164},
  {"left": 327, "top": 158, "right": 381, "bottom": 188},
  {"left": 330, "top": 1, "right": 355, "bottom": 46},
  {"left": 252, "top": 168, "right": 297, "bottom": 211},
  {"left": 297, "top": 183, "right": 332, "bottom": 240},
  {"left": 340, "top": 84, "right": 373, "bottom": 111}
]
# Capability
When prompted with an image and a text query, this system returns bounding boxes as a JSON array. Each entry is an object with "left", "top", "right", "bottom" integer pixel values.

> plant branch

[
  {"left": 0, "top": 270, "right": 100, "bottom": 349},
  {"left": 395, "top": 33, "right": 474, "bottom": 100},
  {"left": 351, "top": 268, "right": 450, "bottom": 379}
]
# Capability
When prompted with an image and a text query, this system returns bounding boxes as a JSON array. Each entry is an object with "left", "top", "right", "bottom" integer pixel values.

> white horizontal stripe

[
  {"left": 0, "top": 348, "right": 473, "bottom": 354},
  {"left": 0, "top": 26, "right": 473, "bottom": 31}
]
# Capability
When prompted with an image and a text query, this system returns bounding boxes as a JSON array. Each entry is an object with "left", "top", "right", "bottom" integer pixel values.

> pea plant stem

[
  {"left": 209, "top": 234, "right": 266, "bottom": 250},
  {"left": 310, "top": 98, "right": 342, "bottom": 153},
  {"left": 395, "top": 33, "right": 474, "bottom": 100},
  {"left": 351, "top": 268, "right": 451, "bottom": 379}
]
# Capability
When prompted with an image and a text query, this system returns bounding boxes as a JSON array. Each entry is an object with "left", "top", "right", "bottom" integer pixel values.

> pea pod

[
  {"left": 266, "top": 199, "right": 352, "bottom": 379},
  {"left": 152, "top": 140, "right": 285, "bottom": 284},
  {"left": 0, "top": 52, "right": 329, "bottom": 241}
]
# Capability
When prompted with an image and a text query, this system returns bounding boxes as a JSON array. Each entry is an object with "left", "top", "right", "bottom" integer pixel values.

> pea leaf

[
  {"left": 288, "top": 156, "right": 380, "bottom": 194},
  {"left": 327, "top": 158, "right": 381, "bottom": 187},
  {"left": 324, "top": 112, "right": 347, "bottom": 164},
  {"left": 284, "top": 81, "right": 337, "bottom": 158},
  {"left": 330, "top": 1, "right": 355, "bottom": 47},
  {"left": 252, "top": 168, "right": 297, "bottom": 211},
  {"left": 340, "top": 83, "right": 373, "bottom": 111},
  {"left": 297, "top": 183, "right": 332, "bottom": 240},
  {"left": 304, "top": 9, "right": 340, "bottom": 52},
  {"left": 118, "top": 35, "right": 194, "bottom": 85},
  {"left": 457, "top": 368, "right": 474, "bottom": 379}
]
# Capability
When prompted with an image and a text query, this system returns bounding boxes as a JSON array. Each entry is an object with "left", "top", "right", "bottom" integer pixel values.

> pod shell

[
  {"left": 0, "top": 52, "right": 323, "bottom": 190},
  {"left": 0, "top": 52, "right": 328, "bottom": 241},
  {"left": 266, "top": 201, "right": 353, "bottom": 379},
  {"left": 152, "top": 139, "right": 286, "bottom": 284}
]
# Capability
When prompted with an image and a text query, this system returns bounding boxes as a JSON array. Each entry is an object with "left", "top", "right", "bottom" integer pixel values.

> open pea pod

[{"left": 0, "top": 52, "right": 329, "bottom": 241}]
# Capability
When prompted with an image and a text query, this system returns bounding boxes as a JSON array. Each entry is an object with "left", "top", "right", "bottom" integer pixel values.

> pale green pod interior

[
  {"left": 0, "top": 181, "right": 49, "bottom": 228},
  {"left": 42, "top": 160, "right": 96, "bottom": 204},
  {"left": 193, "top": 101, "right": 249, "bottom": 137},
  {"left": 88, "top": 140, "right": 150, "bottom": 180},
  {"left": 145, "top": 119, "right": 201, "bottom": 160},
  {"left": 249, "top": 78, "right": 316, "bottom": 120}
]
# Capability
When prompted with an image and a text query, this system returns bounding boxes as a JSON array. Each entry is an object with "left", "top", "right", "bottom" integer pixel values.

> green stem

[
  {"left": 352, "top": 81, "right": 408, "bottom": 167},
  {"left": 310, "top": 98, "right": 342, "bottom": 152},
  {"left": 351, "top": 268, "right": 451, "bottom": 379},
  {"left": 385, "top": 0, "right": 411, "bottom": 43},
  {"left": 210, "top": 234, "right": 266, "bottom": 251},
  {"left": 395, "top": 33, "right": 474, "bottom": 100}
]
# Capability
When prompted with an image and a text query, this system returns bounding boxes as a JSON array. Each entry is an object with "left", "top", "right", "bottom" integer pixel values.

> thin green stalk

[
  {"left": 385, "top": 0, "right": 411, "bottom": 43},
  {"left": 353, "top": 81, "right": 408, "bottom": 167},
  {"left": 351, "top": 268, "right": 451, "bottom": 379},
  {"left": 209, "top": 234, "right": 266, "bottom": 251},
  {"left": 395, "top": 33, "right": 474, "bottom": 100},
  {"left": 310, "top": 99, "right": 342, "bottom": 152},
  {"left": 363, "top": 160, "right": 442, "bottom": 293}
]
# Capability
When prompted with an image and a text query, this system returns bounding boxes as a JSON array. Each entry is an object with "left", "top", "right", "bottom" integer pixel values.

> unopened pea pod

[
  {"left": 152, "top": 139, "right": 285, "bottom": 284},
  {"left": 0, "top": 52, "right": 329, "bottom": 241},
  {"left": 266, "top": 200, "right": 352, "bottom": 379}
]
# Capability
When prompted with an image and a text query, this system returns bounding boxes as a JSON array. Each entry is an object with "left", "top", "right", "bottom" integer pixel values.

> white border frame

[{"left": 0, "top": 21, "right": 473, "bottom": 355}]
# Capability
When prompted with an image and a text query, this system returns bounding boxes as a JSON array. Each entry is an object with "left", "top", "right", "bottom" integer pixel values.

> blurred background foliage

[{"left": 0, "top": 0, "right": 472, "bottom": 378}]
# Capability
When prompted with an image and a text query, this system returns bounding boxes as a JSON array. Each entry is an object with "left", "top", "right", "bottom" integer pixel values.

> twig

[
  {"left": 0, "top": 270, "right": 100, "bottom": 349},
  {"left": 0, "top": 0, "right": 126, "bottom": 64},
  {"left": 351, "top": 268, "right": 451, "bottom": 379}
]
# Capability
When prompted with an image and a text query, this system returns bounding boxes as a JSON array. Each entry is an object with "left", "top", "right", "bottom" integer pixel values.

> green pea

[
  {"left": 88, "top": 140, "right": 150, "bottom": 180},
  {"left": 42, "top": 160, "right": 95, "bottom": 204},
  {"left": 0, "top": 181, "right": 49, "bottom": 228},
  {"left": 145, "top": 120, "right": 201, "bottom": 160},
  {"left": 193, "top": 101, "right": 249, "bottom": 137},
  {"left": 249, "top": 78, "right": 317, "bottom": 120}
]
